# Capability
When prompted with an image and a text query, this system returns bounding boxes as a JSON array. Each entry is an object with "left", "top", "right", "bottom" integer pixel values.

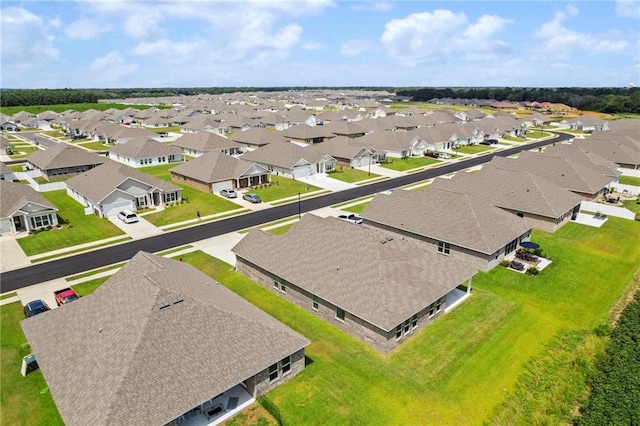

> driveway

[
  {"left": 0, "top": 235, "right": 31, "bottom": 272},
  {"left": 108, "top": 215, "right": 164, "bottom": 239},
  {"left": 297, "top": 173, "right": 356, "bottom": 191}
]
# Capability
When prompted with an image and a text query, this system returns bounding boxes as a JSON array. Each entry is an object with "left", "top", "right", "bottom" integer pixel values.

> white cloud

[
  {"left": 340, "top": 39, "right": 376, "bottom": 56},
  {"left": 535, "top": 5, "right": 629, "bottom": 54},
  {"left": 380, "top": 10, "right": 512, "bottom": 64},
  {"left": 615, "top": 0, "right": 640, "bottom": 18},
  {"left": 88, "top": 51, "right": 138, "bottom": 85},
  {"left": 65, "top": 19, "right": 111, "bottom": 39},
  {"left": 351, "top": 2, "right": 393, "bottom": 12},
  {"left": 1, "top": 7, "right": 60, "bottom": 66}
]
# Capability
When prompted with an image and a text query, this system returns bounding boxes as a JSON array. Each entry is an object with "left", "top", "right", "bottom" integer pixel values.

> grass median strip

[
  {"left": 65, "top": 263, "right": 126, "bottom": 282},
  {"left": 32, "top": 237, "right": 131, "bottom": 263}
]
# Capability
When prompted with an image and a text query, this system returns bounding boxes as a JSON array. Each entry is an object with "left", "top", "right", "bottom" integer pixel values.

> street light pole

[{"left": 297, "top": 192, "right": 301, "bottom": 219}]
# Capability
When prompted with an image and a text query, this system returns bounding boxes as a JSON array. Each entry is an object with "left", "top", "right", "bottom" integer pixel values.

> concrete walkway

[{"left": 297, "top": 173, "right": 356, "bottom": 191}]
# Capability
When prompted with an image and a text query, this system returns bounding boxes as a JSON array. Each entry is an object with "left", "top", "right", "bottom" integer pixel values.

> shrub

[
  {"left": 526, "top": 266, "right": 539, "bottom": 276},
  {"left": 500, "top": 260, "right": 510, "bottom": 267}
]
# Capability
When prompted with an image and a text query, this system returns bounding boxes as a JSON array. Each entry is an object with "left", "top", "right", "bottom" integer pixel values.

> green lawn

[
  {"left": 9, "top": 145, "right": 38, "bottom": 159},
  {"left": 503, "top": 135, "right": 527, "bottom": 142},
  {"left": 183, "top": 217, "right": 640, "bottom": 424},
  {"left": 342, "top": 202, "right": 369, "bottom": 214},
  {"left": 327, "top": 167, "right": 380, "bottom": 183},
  {"left": 381, "top": 156, "right": 441, "bottom": 171},
  {"left": 0, "top": 103, "right": 169, "bottom": 116},
  {"left": 524, "top": 130, "right": 549, "bottom": 138},
  {"left": 77, "top": 141, "right": 109, "bottom": 151},
  {"left": 623, "top": 197, "right": 640, "bottom": 215},
  {"left": 17, "top": 190, "right": 125, "bottom": 256},
  {"left": 2, "top": 218, "right": 639, "bottom": 424},
  {"left": 455, "top": 144, "right": 494, "bottom": 154},
  {"left": 266, "top": 223, "right": 295, "bottom": 235},
  {"left": 250, "top": 175, "right": 321, "bottom": 203},
  {"left": 618, "top": 175, "right": 640, "bottom": 186},
  {"left": 138, "top": 164, "right": 240, "bottom": 226},
  {"left": 144, "top": 125, "right": 182, "bottom": 134},
  {"left": 9, "top": 164, "right": 24, "bottom": 172},
  {"left": 0, "top": 302, "right": 64, "bottom": 426}
]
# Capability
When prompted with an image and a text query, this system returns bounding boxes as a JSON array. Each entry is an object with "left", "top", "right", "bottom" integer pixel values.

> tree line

[
  {"left": 576, "top": 291, "right": 640, "bottom": 424},
  {"left": 1, "top": 86, "right": 639, "bottom": 114},
  {"left": 397, "top": 87, "right": 640, "bottom": 114}
]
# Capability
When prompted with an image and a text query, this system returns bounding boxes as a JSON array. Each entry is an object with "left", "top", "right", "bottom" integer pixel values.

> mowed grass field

[
  {"left": 17, "top": 190, "right": 124, "bottom": 256},
  {"left": 3, "top": 217, "right": 638, "bottom": 425}
]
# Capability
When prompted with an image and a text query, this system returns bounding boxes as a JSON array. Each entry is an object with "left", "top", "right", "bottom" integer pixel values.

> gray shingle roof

[
  {"left": 172, "top": 132, "right": 243, "bottom": 152},
  {"left": 21, "top": 252, "right": 309, "bottom": 426},
  {"left": 0, "top": 180, "right": 57, "bottom": 217},
  {"left": 66, "top": 160, "right": 180, "bottom": 203},
  {"left": 108, "top": 137, "right": 181, "bottom": 158},
  {"left": 233, "top": 214, "right": 477, "bottom": 331},
  {"left": 26, "top": 143, "right": 105, "bottom": 170},
  {"left": 229, "top": 128, "right": 287, "bottom": 146},
  {"left": 431, "top": 166, "right": 583, "bottom": 219},
  {"left": 240, "top": 142, "right": 330, "bottom": 169},
  {"left": 170, "top": 151, "right": 267, "bottom": 183},
  {"left": 362, "top": 186, "right": 533, "bottom": 255}
]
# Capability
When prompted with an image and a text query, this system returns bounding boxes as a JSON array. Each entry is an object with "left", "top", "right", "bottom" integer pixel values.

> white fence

[
  {"left": 34, "top": 181, "right": 67, "bottom": 192},
  {"left": 580, "top": 201, "right": 636, "bottom": 220},
  {"left": 618, "top": 168, "right": 640, "bottom": 178},
  {"left": 612, "top": 183, "right": 640, "bottom": 196}
]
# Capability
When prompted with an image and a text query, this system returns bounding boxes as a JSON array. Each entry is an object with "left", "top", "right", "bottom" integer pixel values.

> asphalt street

[{"left": 0, "top": 133, "right": 572, "bottom": 291}]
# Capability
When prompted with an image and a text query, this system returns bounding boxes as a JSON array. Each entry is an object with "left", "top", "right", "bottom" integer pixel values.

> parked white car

[{"left": 117, "top": 210, "right": 139, "bottom": 224}]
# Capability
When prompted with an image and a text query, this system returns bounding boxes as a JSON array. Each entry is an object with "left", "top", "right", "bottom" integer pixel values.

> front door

[{"left": 13, "top": 216, "right": 25, "bottom": 231}]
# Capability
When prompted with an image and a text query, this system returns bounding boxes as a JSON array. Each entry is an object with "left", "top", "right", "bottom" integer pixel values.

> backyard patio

[{"left": 168, "top": 385, "right": 254, "bottom": 426}]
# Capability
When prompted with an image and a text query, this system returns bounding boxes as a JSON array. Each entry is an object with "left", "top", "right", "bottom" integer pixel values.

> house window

[
  {"left": 163, "top": 192, "right": 178, "bottom": 203},
  {"left": 280, "top": 281, "right": 286, "bottom": 293},
  {"left": 30, "top": 214, "right": 51, "bottom": 229},
  {"left": 404, "top": 319, "right": 411, "bottom": 334},
  {"left": 396, "top": 325, "right": 402, "bottom": 340},
  {"left": 268, "top": 363, "right": 278, "bottom": 382},
  {"left": 281, "top": 356, "right": 291, "bottom": 375},
  {"left": 411, "top": 314, "right": 418, "bottom": 329},
  {"left": 437, "top": 241, "right": 450, "bottom": 255},
  {"left": 273, "top": 276, "right": 280, "bottom": 289},
  {"left": 429, "top": 303, "right": 436, "bottom": 318},
  {"left": 312, "top": 295, "right": 319, "bottom": 311},
  {"left": 336, "top": 307, "right": 345, "bottom": 322},
  {"left": 139, "top": 160, "right": 144, "bottom": 165},
  {"left": 505, "top": 238, "right": 518, "bottom": 254},
  {"left": 435, "top": 299, "right": 442, "bottom": 314}
]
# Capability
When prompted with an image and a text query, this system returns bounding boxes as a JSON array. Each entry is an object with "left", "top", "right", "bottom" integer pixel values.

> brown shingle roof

[
  {"left": 108, "top": 137, "right": 181, "bottom": 158},
  {"left": 21, "top": 252, "right": 309, "bottom": 426},
  {"left": 66, "top": 160, "right": 180, "bottom": 203},
  {"left": 172, "top": 132, "right": 243, "bottom": 152},
  {"left": 233, "top": 214, "right": 477, "bottom": 331},
  {"left": 26, "top": 143, "right": 105, "bottom": 170},
  {"left": 0, "top": 180, "right": 57, "bottom": 217},
  {"left": 170, "top": 151, "right": 267, "bottom": 183},
  {"left": 362, "top": 186, "right": 532, "bottom": 255}
]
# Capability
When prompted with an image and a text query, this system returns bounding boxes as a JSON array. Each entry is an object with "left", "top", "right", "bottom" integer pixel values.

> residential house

[
  {"left": 566, "top": 116, "right": 609, "bottom": 132},
  {"left": 25, "top": 143, "right": 105, "bottom": 180},
  {"left": 321, "top": 120, "right": 367, "bottom": 138},
  {"left": 0, "top": 180, "right": 59, "bottom": 234},
  {"left": 361, "top": 186, "right": 533, "bottom": 272},
  {"left": 576, "top": 130, "right": 640, "bottom": 169},
  {"left": 281, "top": 124, "right": 335, "bottom": 145},
  {"left": 170, "top": 151, "right": 269, "bottom": 193},
  {"left": 21, "top": 251, "right": 309, "bottom": 426},
  {"left": 354, "top": 131, "right": 426, "bottom": 158},
  {"left": 310, "top": 136, "right": 376, "bottom": 168},
  {"left": 487, "top": 150, "right": 618, "bottom": 200},
  {"left": 233, "top": 214, "right": 477, "bottom": 353},
  {"left": 229, "top": 127, "right": 288, "bottom": 149},
  {"left": 241, "top": 143, "right": 336, "bottom": 179},
  {"left": 108, "top": 137, "right": 182, "bottom": 168},
  {"left": 430, "top": 167, "right": 583, "bottom": 233},
  {"left": 172, "top": 132, "right": 245, "bottom": 157},
  {"left": 0, "top": 162, "right": 14, "bottom": 181},
  {"left": 66, "top": 161, "right": 182, "bottom": 217},
  {"left": 180, "top": 114, "right": 226, "bottom": 135}
]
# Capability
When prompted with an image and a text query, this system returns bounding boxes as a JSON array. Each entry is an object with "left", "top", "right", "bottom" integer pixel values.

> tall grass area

[{"left": 177, "top": 217, "right": 640, "bottom": 424}]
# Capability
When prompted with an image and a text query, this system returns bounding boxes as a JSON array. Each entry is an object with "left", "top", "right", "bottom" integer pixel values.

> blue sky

[{"left": 2, "top": 0, "right": 639, "bottom": 88}]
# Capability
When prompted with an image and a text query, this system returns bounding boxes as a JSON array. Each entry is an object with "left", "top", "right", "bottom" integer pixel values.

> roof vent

[
  {"left": 380, "top": 236, "right": 394, "bottom": 244},
  {"left": 158, "top": 301, "right": 170, "bottom": 310},
  {"left": 172, "top": 297, "right": 184, "bottom": 305}
]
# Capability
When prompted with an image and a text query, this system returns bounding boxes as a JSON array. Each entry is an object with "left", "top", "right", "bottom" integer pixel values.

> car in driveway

[
  {"left": 243, "top": 193, "right": 262, "bottom": 203},
  {"left": 338, "top": 214, "right": 363, "bottom": 224},
  {"left": 439, "top": 153, "right": 451, "bottom": 160},
  {"left": 24, "top": 300, "right": 51, "bottom": 317},
  {"left": 117, "top": 210, "right": 139, "bottom": 224},
  {"left": 220, "top": 188, "right": 238, "bottom": 198}
]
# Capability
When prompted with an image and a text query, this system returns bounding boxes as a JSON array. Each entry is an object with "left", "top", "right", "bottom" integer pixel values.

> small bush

[
  {"left": 526, "top": 266, "right": 539, "bottom": 276},
  {"left": 500, "top": 260, "right": 510, "bottom": 267},
  {"left": 593, "top": 323, "right": 612, "bottom": 337}
]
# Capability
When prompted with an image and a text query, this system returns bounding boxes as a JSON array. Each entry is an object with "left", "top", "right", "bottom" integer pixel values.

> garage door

[
  {"left": 212, "top": 181, "right": 233, "bottom": 193},
  {"left": 103, "top": 201, "right": 133, "bottom": 217},
  {"left": 293, "top": 165, "right": 313, "bottom": 179},
  {"left": 0, "top": 218, "right": 12, "bottom": 235}
]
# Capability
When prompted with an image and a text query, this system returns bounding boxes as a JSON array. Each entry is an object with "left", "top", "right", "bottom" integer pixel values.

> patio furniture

[
  {"left": 206, "top": 404, "right": 225, "bottom": 420},
  {"left": 226, "top": 396, "right": 239, "bottom": 410},
  {"left": 509, "top": 260, "right": 525, "bottom": 271}
]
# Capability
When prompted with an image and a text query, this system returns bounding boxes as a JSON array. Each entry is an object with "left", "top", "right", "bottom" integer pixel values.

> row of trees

[
  {"left": 398, "top": 87, "right": 640, "bottom": 114},
  {"left": 577, "top": 291, "right": 640, "bottom": 424},
  {"left": 2, "top": 86, "right": 639, "bottom": 114}
]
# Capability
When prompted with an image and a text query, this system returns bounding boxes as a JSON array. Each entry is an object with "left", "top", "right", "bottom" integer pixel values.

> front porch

[{"left": 169, "top": 385, "right": 254, "bottom": 426}]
